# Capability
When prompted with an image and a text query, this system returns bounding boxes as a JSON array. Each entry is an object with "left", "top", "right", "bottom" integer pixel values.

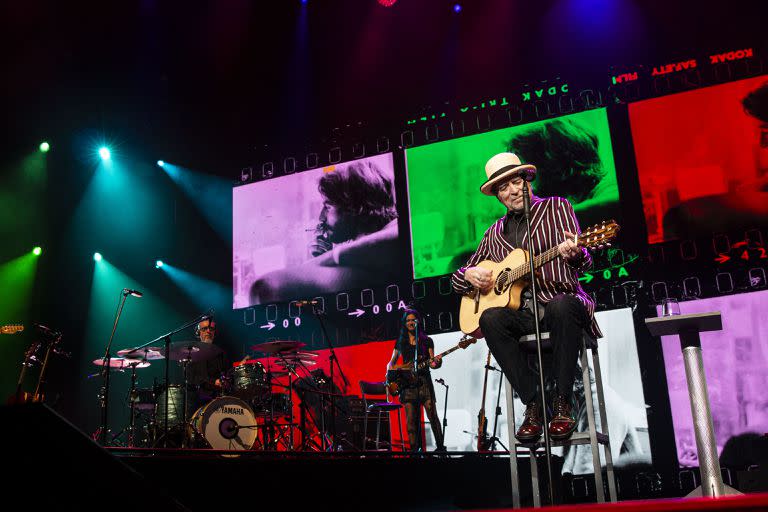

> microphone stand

[
  {"left": 122, "top": 311, "right": 212, "bottom": 447},
  {"left": 522, "top": 180, "right": 555, "bottom": 505},
  {"left": 98, "top": 289, "right": 135, "bottom": 446},
  {"left": 413, "top": 321, "right": 422, "bottom": 452},
  {"left": 435, "top": 378, "right": 449, "bottom": 446},
  {"left": 308, "top": 302, "right": 349, "bottom": 451}
]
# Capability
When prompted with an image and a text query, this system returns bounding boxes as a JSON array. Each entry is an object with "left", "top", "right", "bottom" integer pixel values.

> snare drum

[
  {"left": 227, "top": 361, "right": 268, "bottom": 402},
  {"left": 191, "top": 396, "right": 258, "bottom": 450}
]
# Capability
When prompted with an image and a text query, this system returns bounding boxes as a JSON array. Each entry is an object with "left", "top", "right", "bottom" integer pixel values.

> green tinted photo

[{"left": 405, "top": 108, "right": 620, "bottom": 279}]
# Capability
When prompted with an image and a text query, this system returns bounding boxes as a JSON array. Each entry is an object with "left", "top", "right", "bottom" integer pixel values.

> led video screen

[
  {"left": 427, "top": 308, "right": 651, "bottom": 472},
  {"left": 630, "top": 75, "right": 768, "bottom": 244},
  {"left": 232, "top": 153, "right": 408, "bottom": 308},
  {"left": 658, "top": 290, "right": 768, "bottom": 467},
  {"left": 406, "top": 108, "right": 620, "bottom": 279}
]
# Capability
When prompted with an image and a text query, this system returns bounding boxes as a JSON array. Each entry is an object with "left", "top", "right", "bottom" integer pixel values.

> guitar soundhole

[{"left": 494, "top": 268, "right": 512, "bottom": 295}]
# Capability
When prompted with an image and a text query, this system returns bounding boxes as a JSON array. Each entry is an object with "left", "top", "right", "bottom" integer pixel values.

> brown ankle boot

[
  {"left": 515, "top": 401, "right": 543, "bottom": 442},
  {"left": 548, "top": 393, "right": 576, "bottom": 440}
]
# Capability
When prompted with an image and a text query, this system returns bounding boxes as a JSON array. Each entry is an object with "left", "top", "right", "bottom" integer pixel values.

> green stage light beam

[
  {"left": 32, "top": 246, "right": 42, "bottom": 256},
  {"left": 39, "top": 142, "right": 50, "bottom": 153},
  {"left": 160, "top": 163, "right": 232, "bottom": 244},
  {"left": 0, "top": 252, "right": 39, "bottom": 323}
]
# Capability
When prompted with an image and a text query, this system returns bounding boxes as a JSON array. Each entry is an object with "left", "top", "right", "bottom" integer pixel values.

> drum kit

[{"left": 95, "top": 339, "right": 329, "bottom": 451}]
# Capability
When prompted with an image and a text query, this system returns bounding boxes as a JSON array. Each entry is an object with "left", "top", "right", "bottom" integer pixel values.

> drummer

[{"left": 186, "top": 318, "right": 229, "bottom": 404}]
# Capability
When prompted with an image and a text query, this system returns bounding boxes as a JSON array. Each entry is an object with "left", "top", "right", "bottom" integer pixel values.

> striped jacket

[{"left": 451, "top": 196, "right": 602, "bottom": 338}]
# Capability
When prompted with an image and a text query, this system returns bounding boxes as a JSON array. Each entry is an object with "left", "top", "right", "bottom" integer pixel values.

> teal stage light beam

[
  {"left": 160, "top": 162, "right": 232, "bottom": 244},
  {"left": 99, "top": 147, "right": 111, "bottom": 161},
  {"left": 160, "top": 263, "right": 231, "bottom": 313}
]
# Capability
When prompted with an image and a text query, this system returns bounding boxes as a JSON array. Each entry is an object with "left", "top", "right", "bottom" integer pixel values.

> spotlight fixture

[
  {"left": 453, "top": 3, "right": 462, "bottom": 13},
  {"left": 155, "top": 260, "right": 164, "bottom": 268},
  {"left": 39, "top": 142, "right": 50, "bottom": 153},
  {"left": 99, "top": 147, "right": 111, "bottom": 161},
  {"left": 157, "top": 160, "right": 165, "bottom": 167},
  {"left": 377, "top": 0, "right": 397, "bottom": 6},
  {"left": 94, "top": 252, "right": 103, "bottom": 262},
  {"left": 32, "top": 246, "right": 42, "bottom": 256}
]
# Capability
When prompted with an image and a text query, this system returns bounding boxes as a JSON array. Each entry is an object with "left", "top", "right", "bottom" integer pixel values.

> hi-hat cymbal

[
  {"left": 92, "top": 357, "right": 150, "bottom": 369},
  {"left": 250, "top": 340, "right": 305, "bottom": 354},
  {"left": 158, "top": 340, "right": 223, "bottom": 362},
  {"left": 117, "top": 347, "right": 165, "bottom": 360}
]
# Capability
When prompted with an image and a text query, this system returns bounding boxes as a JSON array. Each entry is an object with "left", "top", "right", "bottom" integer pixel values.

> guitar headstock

[
  {"left": 577, "top": 220, "right": 620, "bottom": 250},
  {"left": 1, "top": 324, "right": 24, "bottom": 335},
  {"left": 459, "top": 335, "right": 478, "bottom": 349}
]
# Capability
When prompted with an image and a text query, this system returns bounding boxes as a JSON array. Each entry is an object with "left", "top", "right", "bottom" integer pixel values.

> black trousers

[{"left": 478, "top": 294, "right": 589, "bottom": 406}]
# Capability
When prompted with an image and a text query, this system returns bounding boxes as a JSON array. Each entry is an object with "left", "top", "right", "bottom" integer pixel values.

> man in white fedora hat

[{"left": 451, "top": 152, "right": 602, "bottom": 443}]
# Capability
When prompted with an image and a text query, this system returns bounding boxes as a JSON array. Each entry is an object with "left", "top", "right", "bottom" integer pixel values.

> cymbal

[
  {"left": 159, "top": 340, "right": 223, "bottom": 362},
  {"left": 93, "top": 357, "right": 150, "bottom": 369},
  {"left": 276, "top": 358, "right": 317, "bottom": 367},
  {"left": 117, "top": 347, "right": 165, "bottom": 360},
  {"left": 250, "top": 340, "right": 305, "bottom": 354}
]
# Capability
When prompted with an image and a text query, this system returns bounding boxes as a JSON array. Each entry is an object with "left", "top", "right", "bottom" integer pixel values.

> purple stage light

[{"left": 453, "top": 3, "right": 462, "bottom": 13}]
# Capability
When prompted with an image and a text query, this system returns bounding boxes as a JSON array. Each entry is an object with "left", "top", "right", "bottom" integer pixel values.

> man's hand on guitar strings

[{"left": 465, "top": 266, "right": 493, "bottom": 292}]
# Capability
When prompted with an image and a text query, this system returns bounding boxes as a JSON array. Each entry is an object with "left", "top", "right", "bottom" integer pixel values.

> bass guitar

[
  {"left": 459, "top": 220, "right": 619, "bottom": 336},
  {"left": 386, "top": 335, "right": 477, "bottom": 396},
  {"left": 477, "top": 350, "right": 491, "bottom": 451}
]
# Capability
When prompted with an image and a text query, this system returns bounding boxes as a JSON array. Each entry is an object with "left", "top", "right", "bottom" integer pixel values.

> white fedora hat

[{"left": 480, "top": 152, "right": 536, "bottom": 196}]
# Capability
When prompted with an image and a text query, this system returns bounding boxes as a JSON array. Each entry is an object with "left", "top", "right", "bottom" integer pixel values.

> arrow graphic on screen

[
  {"left": 348, "top": 309, "right": 365, "bottom": 318},
  {"left": 715, "top": 254, "right": 730, "bottom": 264},
  {"left": 260, "top": 322, "right": 275, "bottom": 330},
  {"left": 578, "top": 273, "right": 594, "bottom": 284}
]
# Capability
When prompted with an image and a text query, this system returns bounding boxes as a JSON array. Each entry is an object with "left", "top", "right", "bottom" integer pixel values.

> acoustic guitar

[
  {"left": 459, "top": 220, "right": 620, "bottom": 337},
  {"left": 386, "top": 335, "right": 477, "bottom": 396}
]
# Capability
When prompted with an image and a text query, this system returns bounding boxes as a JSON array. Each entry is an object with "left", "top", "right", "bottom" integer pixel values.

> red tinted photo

[{"left": 630, "top": 76, "right": 768, "bottom": 244}]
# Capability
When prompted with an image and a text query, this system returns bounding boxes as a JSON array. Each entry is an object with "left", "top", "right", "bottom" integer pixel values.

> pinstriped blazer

[{"left": 451, "top": 196, "right": 602, "bottom": 338}]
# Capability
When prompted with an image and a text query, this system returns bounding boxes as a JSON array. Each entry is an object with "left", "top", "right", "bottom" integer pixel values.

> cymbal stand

[
  {"left": 126, "top": 361, "right": 141, "bottom": 448},
  {"left": 179, "top": 353, "right": 193, "bottom": 449}
]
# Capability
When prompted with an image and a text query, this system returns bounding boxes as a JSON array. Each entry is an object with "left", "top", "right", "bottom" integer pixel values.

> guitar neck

[
  {"left": 416, "top": 342, "right": 465, "bottom": 370},
  {"left": 509, "top": 245, "right": 561, "bottom": 283}
]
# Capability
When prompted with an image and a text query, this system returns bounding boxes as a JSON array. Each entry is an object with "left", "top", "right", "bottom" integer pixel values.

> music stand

[{"left": 645, "top": 311, "right": 741, "bottom": 498}]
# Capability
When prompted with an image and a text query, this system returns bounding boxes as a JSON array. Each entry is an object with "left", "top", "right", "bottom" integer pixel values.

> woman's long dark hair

[{"left": 396, "top": 308, "right": 429, "bottom": 355}]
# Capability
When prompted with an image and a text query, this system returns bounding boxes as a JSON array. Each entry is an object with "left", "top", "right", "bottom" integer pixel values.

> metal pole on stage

[
  {"left": 98, "top": 288, "right": 140, "bottom": 446},
  {"left": 522, "top": 180, "right": 556, "bottom": 505}
]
